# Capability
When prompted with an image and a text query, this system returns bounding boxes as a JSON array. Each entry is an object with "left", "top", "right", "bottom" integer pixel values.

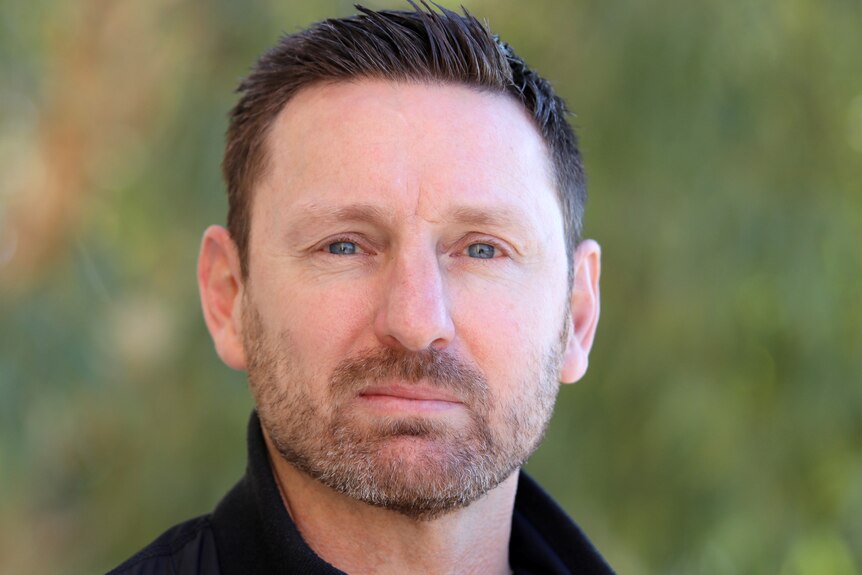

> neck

[{"left": 263, "top": 432, "right": 516, "bottom": 575}]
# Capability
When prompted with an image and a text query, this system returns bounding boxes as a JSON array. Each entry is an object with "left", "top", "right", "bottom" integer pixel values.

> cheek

[
  {"left": 259, "top": 274, "right": 377, "bottom": 372},
  {"left": 450, "top": 279, "right": 560, "bottom": 390},
  {"left": 303, "top": 289, "right": 372, "bottom": 346}
]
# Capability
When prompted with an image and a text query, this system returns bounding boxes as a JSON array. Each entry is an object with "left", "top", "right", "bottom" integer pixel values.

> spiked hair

[{"left": 223, "top": 2, "right": 585, "bottom": 277}]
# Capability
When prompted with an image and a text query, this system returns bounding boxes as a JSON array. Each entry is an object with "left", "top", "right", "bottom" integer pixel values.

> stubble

[{"left": 242, "top": 299, "right": 563, "bottom": 520}]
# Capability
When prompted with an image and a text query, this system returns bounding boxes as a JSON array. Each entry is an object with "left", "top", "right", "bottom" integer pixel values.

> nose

[{"left": 373, "top": 249, "right": 455, "bottom": 352}]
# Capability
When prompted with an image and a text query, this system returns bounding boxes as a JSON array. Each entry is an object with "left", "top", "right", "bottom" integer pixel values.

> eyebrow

[
  {"left": 288, "top": 202, "right": 534, "bottom": 238},
  {"left": 448, "top": 205, "right": 530, "bottom": 232},
  {"left": 294, "top": 203, "right": 394, "bottom": 227}
]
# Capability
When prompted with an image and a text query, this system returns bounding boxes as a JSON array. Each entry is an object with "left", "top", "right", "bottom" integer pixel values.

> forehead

[{"left": 256, "top": 79, "right": 561, "bottom": 233}]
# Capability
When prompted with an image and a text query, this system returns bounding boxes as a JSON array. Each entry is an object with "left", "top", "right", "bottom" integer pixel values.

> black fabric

[{"left": 108, "top": 412, "right": 615, "bottom": 575}]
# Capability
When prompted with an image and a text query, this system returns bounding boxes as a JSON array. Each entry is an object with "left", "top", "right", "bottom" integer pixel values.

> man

[{"left": 110, "top": 3, "right": 610, "bottom": 574}]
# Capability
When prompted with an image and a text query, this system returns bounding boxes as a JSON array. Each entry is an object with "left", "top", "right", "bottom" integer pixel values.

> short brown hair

[{"left": 223, "top": 1, "right": 586, "bottom": 278}]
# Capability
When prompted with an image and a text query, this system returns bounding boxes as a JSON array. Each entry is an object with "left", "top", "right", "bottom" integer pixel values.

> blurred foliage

[{"left": 1, "top": 0, "right": 860, "bottom": 573}]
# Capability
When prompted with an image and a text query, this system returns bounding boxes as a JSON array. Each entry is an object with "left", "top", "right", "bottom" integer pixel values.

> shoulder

[
  {"left": 106, "top": 515, "right": 221, "bottom": 575},
  {"left": 512, "top": 471, "right": 616, "bottom": 574}
]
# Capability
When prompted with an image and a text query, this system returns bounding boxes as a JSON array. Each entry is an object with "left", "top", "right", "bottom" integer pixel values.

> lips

[
  {"left": 360, "top": 383, "right": 461, "bottom": 402},
  {"left": 357, "top": 384, "right": 464, "bottom": 413}
]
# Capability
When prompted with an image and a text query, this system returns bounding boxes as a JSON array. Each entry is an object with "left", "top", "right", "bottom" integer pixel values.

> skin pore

[{"left": 198, "top": 80, "right": 601, "bottom": 574}]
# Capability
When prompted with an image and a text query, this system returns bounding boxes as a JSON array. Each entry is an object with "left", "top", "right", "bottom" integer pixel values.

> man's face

[{"left": 242, "top": 80, "right": 572, "bottom": 519}]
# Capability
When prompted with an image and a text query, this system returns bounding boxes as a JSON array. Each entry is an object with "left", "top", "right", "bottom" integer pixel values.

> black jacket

[{"left": 108, "top": 412, "right": 615, "bottom": 574}]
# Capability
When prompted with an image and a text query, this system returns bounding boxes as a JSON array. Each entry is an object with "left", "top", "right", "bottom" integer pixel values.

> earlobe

[
  {"left": 559, "top": 239, "right": 601, "bottom": 384},
  {"left": 198, "top": 225, "right": 247, "bottom": 370}
]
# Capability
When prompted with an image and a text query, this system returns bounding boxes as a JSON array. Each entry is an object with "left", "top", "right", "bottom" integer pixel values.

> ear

[
  {"left": 198, "top": 225, "right": 247, "bottom": 370},
  {"left": 559, "top": 239, "right": 601, "bottom": 384}
]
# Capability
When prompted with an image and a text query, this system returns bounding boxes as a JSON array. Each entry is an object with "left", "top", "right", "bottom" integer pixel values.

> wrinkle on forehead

[
  {"left": 267, "top": 79, "right": 552, "bottom": 185},
  {"left": 255, "top": 79, "right": 563, "bottom": 256}
]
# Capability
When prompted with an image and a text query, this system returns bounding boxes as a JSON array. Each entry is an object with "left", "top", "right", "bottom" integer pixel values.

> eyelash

[
  {"left": 318, "top": 235, "right": 508, "bottom": 258},
  {"left": 321, "top": 235, "right": 372, "bottom": 256},
  {"left": 458, "top": 238, "right": 507, "bottom": 259}
]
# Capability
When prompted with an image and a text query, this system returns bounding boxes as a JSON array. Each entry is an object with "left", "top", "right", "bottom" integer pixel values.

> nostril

[
  {"left": 374, "top": 298, "right": 455, "bottom": 353},
  {"left": 372, "top": 254, "right": 455, "bottom": 352}
]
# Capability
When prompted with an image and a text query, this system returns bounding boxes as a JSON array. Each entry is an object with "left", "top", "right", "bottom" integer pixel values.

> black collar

[{"left": 210, "top": 412, "right": 614, "bottom": 574}]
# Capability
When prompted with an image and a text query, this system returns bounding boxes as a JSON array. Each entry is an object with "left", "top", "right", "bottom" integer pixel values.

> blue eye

[
  {"left": 328, "top": 241, "right": 357, "bottom": 255},
  {"left": 467, "top": 243, "right": 496, "bottom": 259}
]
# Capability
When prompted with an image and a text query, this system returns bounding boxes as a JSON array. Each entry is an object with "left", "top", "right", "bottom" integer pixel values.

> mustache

[{"left": 329, "top": 347, "right": 490, "bottom": 406}]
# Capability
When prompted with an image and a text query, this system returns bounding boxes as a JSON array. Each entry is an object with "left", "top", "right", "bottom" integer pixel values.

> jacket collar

[{"left": 211, "top": 411, "right": 614, "bottom": 574}]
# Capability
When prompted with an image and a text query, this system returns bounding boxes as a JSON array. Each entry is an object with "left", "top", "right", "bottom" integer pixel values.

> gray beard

[{"left": 243, "top": 302, "right": 563, "bottom": 520}]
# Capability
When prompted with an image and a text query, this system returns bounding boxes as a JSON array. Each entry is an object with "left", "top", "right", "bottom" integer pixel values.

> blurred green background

[{"left": 1, "top": 0, "right": 860, "bottom": 573}]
